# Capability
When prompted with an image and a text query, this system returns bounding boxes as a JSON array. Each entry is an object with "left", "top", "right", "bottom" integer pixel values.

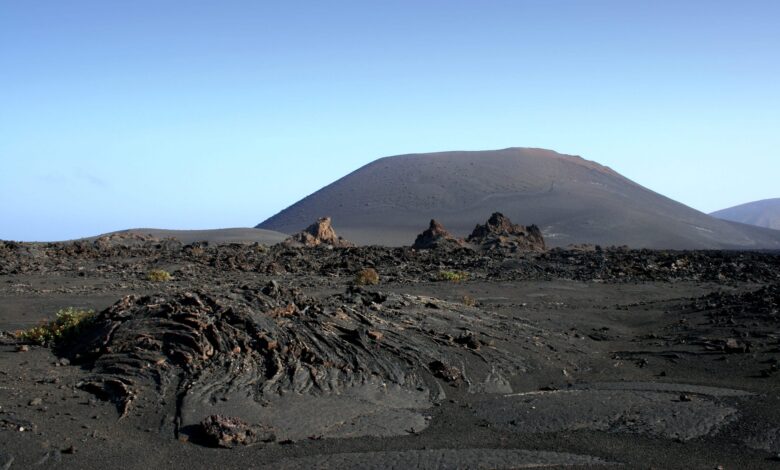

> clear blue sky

[{"left": 2, "top": 0, "right": 778, "bottom": 241}]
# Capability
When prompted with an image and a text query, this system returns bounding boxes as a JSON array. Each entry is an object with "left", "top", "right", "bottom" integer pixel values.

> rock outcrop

[
  {"left": 93, "top": 232, "right": 171, "bottom": 249},
  {"left": 65, "top": 283, "right": 525, "bottom": 442},
  {"left": 412, "top": 220, "right": 466, "bottom": 250},
  {"left": 284, "top": 217, "right": 354, "bottom": 248},
  {"left": 199, "top": 415, "right": 275, "bottom": 448},
  {"left": 467, "top": 213, "right": 546, "bottom": 252}
]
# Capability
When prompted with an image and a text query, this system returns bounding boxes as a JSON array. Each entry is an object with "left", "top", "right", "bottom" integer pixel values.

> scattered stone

[
  {"left": 367, "top": 330, "right": 383, "bottom": 341},
  {"left": 429, "top": 360, "right": 464, "bottom": 385},
  {"left": 455, "top": 332, "right": 480, "bottom": 350},
  {"left": 0, "top": 414, "right": 35, "bottom": 433},
  {"left": 724, "top": 339, "right": 749, "bottom": 354},
  {"left": 199, "top": 415, "right": 276, "bottom": 448},
  {"left": 28, "top": 398, "right": 43, "bottom": 407}
]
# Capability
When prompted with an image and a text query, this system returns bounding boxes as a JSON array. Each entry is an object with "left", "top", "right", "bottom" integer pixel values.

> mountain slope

[
  {"left": 711, "top": 198, "right": 780, "bottom": 231},
  {"left": 83, "top": 228, "right": 288, "bottom": 245},
  {"left": 258, "top": 148, "right": 780, "bottom": 249}
]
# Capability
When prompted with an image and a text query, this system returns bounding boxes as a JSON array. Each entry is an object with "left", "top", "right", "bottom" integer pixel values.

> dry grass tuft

[
  {"left": 16, "top": 307, "right": 95, "bottom": 346},
  {"left": 354, "top": 268, "right": 380, "bottom": 286},
  {"left": 147, "top": 269, "right": 172, "bottom": 282},
  {"left": 438, "top": 271, "right": 469, "bottom": 282}
]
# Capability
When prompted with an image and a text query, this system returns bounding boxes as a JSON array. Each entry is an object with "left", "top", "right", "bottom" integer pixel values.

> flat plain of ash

[{"left": 1, "top": 216, "right": 779, "bottom": 469}]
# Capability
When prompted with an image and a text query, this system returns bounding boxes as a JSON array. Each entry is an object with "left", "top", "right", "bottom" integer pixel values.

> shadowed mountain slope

[
  {"left": 711, "top": 198, "right": 780, "bottom": 231},
  {"left": 258, "top": 148, "right": 780, "bottom": 249}
]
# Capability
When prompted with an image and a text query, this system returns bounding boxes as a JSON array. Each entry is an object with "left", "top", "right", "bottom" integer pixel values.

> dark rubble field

[{"left": 1, "top": 237, "right": 779, "bottom": 469}]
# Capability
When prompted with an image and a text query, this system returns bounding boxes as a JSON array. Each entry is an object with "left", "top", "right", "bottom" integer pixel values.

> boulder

[
  {"left": 284, "top": 217, "right": 355, "bottom": 248},
  {"left": 412, "top": 220, "right": 466, "bottom": 250},
  {"left": 199, "top": 415, "right": 275, "bottom": 448}
]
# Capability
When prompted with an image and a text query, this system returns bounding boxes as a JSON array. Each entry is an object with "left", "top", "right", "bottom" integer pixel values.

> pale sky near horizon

[{"left": 1, "top": 1, "right": 779, "bottom": 241}]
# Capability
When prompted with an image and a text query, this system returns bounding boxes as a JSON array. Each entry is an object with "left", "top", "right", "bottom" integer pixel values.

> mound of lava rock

[
  {"left": 2, "top": 236, "right": 778, "bottom": 284},
  {"left": 411, "top": 213, "right": 545, "bottom": 253},
  {"left": 467, "top": 212, "right": 546, "bottom": 252},
  {"left": 283, "top": 217, "right": 355, "bottom": 248},
  {"left": 412, "top": 220, "right": 467, "bottom": 250},
  {"left": 63, "top": 283, "right": 529, "bottom": 444}
]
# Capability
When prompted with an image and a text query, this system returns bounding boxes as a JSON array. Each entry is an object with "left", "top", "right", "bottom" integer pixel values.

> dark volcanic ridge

[
  {"left": 258, "top": 147, "right": 780, "bottom": 250},
  {"left": 2, "top": 237, "right": 779, "bottom": 284},
  {"left": 81, "top": 228, "right": 289, "bottom": 246}
]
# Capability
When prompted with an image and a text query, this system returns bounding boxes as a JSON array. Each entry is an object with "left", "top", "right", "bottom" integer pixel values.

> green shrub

[
  {"left": 16, "top": 307, "right": 95, "bottom": 346},
  {"left": 438, "top": 271, "right": 469, "bottom": 282},
  {"left": 147, "top": 269, "right": 172, "bottom": 282},
  {"left": 354, "top": 268, "right": 380, "bottom": 286}
]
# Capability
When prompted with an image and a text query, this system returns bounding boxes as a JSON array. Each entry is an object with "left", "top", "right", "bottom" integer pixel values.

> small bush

[
  {"left": 438, "top": 271, "right": 469, "bottom": 282},
  {"left": 354, "top": 268, "right": 380, "bottom": 286},
  {"left": 147, "top": 269, "right": 172, "bottom": 282},
  {"left": 16, "top": 307, "right": 95, "bottom": 346}
]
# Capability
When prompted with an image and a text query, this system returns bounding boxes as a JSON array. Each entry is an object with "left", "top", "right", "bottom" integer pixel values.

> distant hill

[
  {"left": 711, "top": 198, "right": 780, "bottom": 230},
  {"left": 83, "top": 228, "right": 288, "bottom": 245},
  {"left": 257, "top": 148, "right": 780, "bottom": 249}
]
